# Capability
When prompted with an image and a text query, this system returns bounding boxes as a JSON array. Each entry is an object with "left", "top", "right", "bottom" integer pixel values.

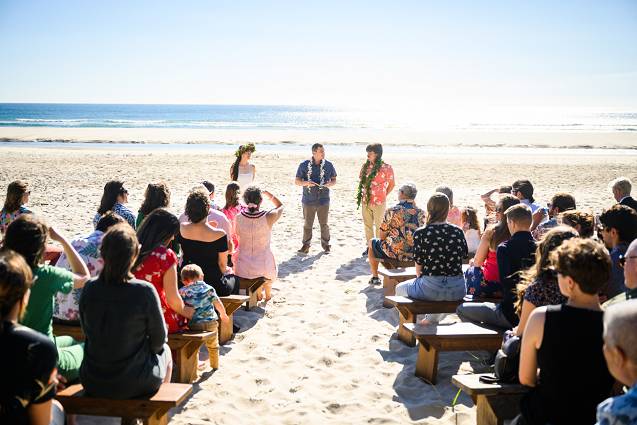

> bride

[{"left": 230, "top": 143, "right": 256, "bottom": 188}]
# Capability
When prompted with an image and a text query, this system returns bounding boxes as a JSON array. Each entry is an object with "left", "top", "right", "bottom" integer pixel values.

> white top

[
  {"left": 236, "top": 165, "right": 255, "bottom": 188},
  {"left": 465, "top": 228, "right": 481, "bottom": 254}
]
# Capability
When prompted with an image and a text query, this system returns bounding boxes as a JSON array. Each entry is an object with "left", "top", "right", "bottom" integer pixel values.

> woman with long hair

[
  {"left": 3, "top": 214, "right": 90, "bottom": 382},
  {"left": 136, "top": 182, "right": 170, "bottom": 228},
  {"left": 80, "top": 224, "right": 172, "bottom": 399},
  {"left": 0, "top": 250, "right": 65, "bottom": 425},
  {"left": 464, "top": 195, "right": 521, "bottom": 298},
  {"left": 222, "top": 182, "right": 242, "bottom": 254},
  {"left": 229, "top": 143, "right": 256, "bottom": 188},
  {"left": 0, "top": 180, "right": 32, "bottom": 236},
  {"left": 513, "top": 226, "right": 579, "bottom": 336},
  {"left": 233, "top": 186, "right": 283, "bottom": 301},
  {"left": 133, "top": 208, "right": 192, "bottom": 333},
  {"left": 93, "top": 180, "right": 136, "bottom": 229},
  {"left": 394, "top": 192, "right": 468, "bottom": 323}
]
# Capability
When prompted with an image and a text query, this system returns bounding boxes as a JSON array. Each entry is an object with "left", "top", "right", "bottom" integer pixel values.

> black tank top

[{"left": 521, "top": 304, "right": 614, "bottom": 424}]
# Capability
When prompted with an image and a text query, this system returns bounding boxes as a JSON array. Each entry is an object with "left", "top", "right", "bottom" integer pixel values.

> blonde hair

[
  {"left": 426, "top": 193, "right": 450, "bottom": 225},
  {"left": 181, "top": 264, "right": 204, "bottom": 282}
]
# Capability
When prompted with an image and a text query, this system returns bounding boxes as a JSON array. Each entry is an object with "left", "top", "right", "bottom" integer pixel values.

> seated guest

[
  {"left": 92, "top": 180, "right": 136, "bottom": 229},
  {"left": 0, "top": 250, "right": 65, "bottom": 425},
  {"left": 464, "top": 195, "right": 520, "bottom": 298},
  {"left": 222, "top": 182, "right": 242, "bottom": 254},
  {"left": 179, "top": 189, "right": 237, "bottom": 296},
  {"left": 435, "top": 185, "right": 462, "bottom": 227},
  {"left": 604, "top": 238, "right": 637, "bottom": 307},
  {"left": 233, "top": 186, "right": 283, "bottom": 302},
  {"left": 80, "top": 224, "right": 172, "bottom": 399},
  {"left": 461, "top": 206, "right": 481, "bottom": 256},
  {"left": 532, "top": 192, "right": 576, "bottom": 239},
  {"left": 179, "top": 264, "right": 229, "bottom": 369},
  {"left": 598, "top": 205, "right": 637, "bottom": 299},
  {"left": 511, "top": 179, "right": 546, "bottom": 231},
  {"left": 4, "top": 215, "right": 90, "bottom": 382},
  {"left": 179, "top": 184, "right": 233, "bottom": 254},
  {"left": 202, "top": 180, "right": 221, "bottom": 211},
  {"left": 457, "top": 204, "right": 536, "bottom": 329},
  {"left": 394, "top": 193, "right": 468, "bottom": 324},
  {"left": 561, "top": 210, "right": 595, "bottom": 238},
  {"left": 54, "top": 212, "right": 125, "bottom": 323},
  {"left": 0, "top": 180, "right": 32, "bottom": 235},
  {"left": 133, "top": 209, "right": 192, "bottom": 333},
  {"left": 610, "top": 176, "right": 637, "bottom": 212},
  {"left": 367, "top": 182, "right": 426, "bottom": 285},
  {"left": 597, "top": 300, "right": 637, "bottom": 425},
  {"left": 515, "top": 238, "right": 614, "bottom": 425},
  {"left": 513, "top": 226, "right": 579, "bottom": 336},
  {"left": 136, "top": 182, "right": 170, "bottom": 228},
  {"left": 481, "top": 185, "right": 512, "bottom": 228}
]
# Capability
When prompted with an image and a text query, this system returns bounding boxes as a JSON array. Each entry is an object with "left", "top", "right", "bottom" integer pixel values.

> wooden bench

[
  {"left": 385, "top": 295, "right": 501, "bottom": 346},
  {"left": 168, "top": 330, "right": 218, "bottom": 383},
  {"left": 403, "top": 322, "right": 502, "bottom": 384},
  {"left": 219, "top": 294, "right": 250, "bottom": 345},
  {"left": 238, "top": 277, "right": 267, "bottom": 310},
  {"left": 53, "top": 324, "right": 218, "bottom": 384},
  {"left": 56, "top": 383, "right": 192, "bottom": 425},
  {"left": 452, "top": 373, "right": 527, "bottom": 425},
  {"left": 378, "top": 265, "right": 417, "bottom": 308}
]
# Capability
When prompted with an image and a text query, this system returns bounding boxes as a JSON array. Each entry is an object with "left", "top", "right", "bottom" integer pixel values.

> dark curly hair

[
  {"left": 243, "top": 186, "right": 263, "bottom": 213},
  {"left": 550, "top": 238, "right": 611, "bottom": 295},
  {"left": 185, "top": 188, "right": 210, "bottom": 223},
  {"left": 139, "top": 182, "right": 170, "bottom": 217},
  {"left": 599, "top": 204, "right": 637, "bottom": 243}
]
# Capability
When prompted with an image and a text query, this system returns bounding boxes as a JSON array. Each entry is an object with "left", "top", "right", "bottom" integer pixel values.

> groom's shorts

[{"left": 370, "top": 238, "right": 390, "bottom": 260}]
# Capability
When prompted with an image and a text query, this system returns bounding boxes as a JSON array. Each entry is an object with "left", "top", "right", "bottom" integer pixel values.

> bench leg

[
  {"left": 414, "top": 341, "right": 439, "bottom": 384},
  {"left": 396, "top": 307, "right": 417, "bottom": 347},
  {"left": 143, "top": 409, "right": 169, "bottom": 425},
  {"left": 219, "top": 314, "right": 234, "bottom": 345},
  {"left": 246, "top": 288, "right": 258, "bottom": 310},
  {"left": 382, "top": 277, "right": 398, "bottom": 308},
  {"left": 173, "top": 341, "right": 202, "bottom": 383},
  {"left": 476, "top": 394, "right": 524, "bottom": 425}
]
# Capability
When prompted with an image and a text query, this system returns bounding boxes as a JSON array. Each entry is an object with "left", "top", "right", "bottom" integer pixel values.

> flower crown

[{"left": 235, "top": 143, "right": 256, "bottom": 158}]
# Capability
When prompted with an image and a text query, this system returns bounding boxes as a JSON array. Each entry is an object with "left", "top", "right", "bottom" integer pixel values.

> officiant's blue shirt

[{"left": 296, "top": 159, "right": 337, "bottom": 206}]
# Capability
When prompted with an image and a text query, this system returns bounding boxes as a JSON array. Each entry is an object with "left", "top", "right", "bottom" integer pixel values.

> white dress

[{"left": 236, "top": 165, "right": 255, "bottom": 188}]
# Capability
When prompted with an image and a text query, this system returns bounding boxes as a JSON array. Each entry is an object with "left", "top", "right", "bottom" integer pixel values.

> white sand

[{"left": 3, "top": 144, "right": 636, "bottom": 424}]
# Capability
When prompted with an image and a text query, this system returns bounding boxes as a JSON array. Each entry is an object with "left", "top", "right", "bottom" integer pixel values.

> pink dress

[
  {"left": 232, "top": 210, "right": 277, "bottom": 281},
  {"left": 222, "top": 205, "right": 243, "bottom": 252}
]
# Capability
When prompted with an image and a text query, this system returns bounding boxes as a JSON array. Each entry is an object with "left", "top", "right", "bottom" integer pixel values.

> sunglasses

[
  {"left": 120, "top": 189, "right": 129, "bottom": 195},
  {"left": 619, "top": 255, "right": 637, "bottom": 268}
]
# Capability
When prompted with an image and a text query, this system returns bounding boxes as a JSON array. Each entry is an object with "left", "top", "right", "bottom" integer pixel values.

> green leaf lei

[{"left": 356, "top": 159, "right": 384, "bottom": 209}]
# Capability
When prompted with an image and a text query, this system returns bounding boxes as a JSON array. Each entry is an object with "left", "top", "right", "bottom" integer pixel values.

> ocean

[{"left": 1, "top": 103, "right": 636, "bottom": 133}]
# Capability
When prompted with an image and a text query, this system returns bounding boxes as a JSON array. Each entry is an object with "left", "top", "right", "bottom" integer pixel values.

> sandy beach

[{"left": 3, "top": 143, "right": 637, "bottom": 424}]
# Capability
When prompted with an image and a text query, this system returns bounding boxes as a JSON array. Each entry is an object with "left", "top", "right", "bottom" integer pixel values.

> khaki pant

[
  {"left": 302, "top": 203, "right": 330, "bottom": 247},
  {"left": 188, "top": 320, "right": 219, "bottom": 369},
  {"left": 362, "top": 202, "right": 386, "bottom": 242}
]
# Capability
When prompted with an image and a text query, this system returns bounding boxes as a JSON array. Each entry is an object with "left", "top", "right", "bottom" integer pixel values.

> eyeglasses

[
  {"left": 510, "top": 190, "right": 518, "bottom": 195},
  {"left": 619, "top": 255, "right": 637, "bottom": 268}
]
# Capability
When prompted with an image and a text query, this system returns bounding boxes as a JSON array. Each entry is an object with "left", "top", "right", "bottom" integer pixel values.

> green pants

[{"left": 54, "top": 335, "right": 84, "bottom": 382}]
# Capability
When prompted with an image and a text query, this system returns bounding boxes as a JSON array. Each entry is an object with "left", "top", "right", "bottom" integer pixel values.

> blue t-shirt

[
  {"left": 596, "top": 384, "right": 637, "bottom": 425},
  {"left": 295, "top": 159, "right": 337, "bottom": 206},
  {"left": 178, "top": 280, "right": 219, "bottom": 323}
]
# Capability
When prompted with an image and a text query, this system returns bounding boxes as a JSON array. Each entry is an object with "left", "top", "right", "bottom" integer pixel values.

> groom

[{"left": 295, "top": 143, "right": 337, "bottom": 254}]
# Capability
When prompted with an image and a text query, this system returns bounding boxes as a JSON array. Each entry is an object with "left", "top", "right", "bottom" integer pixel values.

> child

[
  {"left": 179, "top": 264, "right": 229, "bottom": 369},
  {"left": 461, "top": 206, "right": 482, "bottom": 256},
  {"left": 597, "top": 299, "right": 637, "bottom": 425}
]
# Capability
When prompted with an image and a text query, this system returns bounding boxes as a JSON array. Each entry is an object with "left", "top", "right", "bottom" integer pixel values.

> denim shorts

[
  {"left": 406, "top": 274, "right": 466, "bottom": 301},
  {"left": 370, "top": 238, "right": 389, "bottom": 260}
]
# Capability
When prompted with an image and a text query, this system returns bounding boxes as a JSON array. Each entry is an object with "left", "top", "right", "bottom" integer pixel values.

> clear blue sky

[{"left": 1, "top": 0, "right": 636, "bottom": 109}]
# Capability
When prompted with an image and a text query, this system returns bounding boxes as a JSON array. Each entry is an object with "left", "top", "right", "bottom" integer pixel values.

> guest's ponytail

[
  {"left": 243, "top": 186, "right": 263, "bottom": 213},
  {"left": 230, "top": 157, "right": 241, "bottom": 181},
  {"left": 0, "top": 250, "right": 33, "bottom": 333}
]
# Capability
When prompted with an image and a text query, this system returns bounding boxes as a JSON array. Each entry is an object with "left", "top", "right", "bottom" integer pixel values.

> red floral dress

[{"left": 133, "top": 245, "right": 186, "bottom": 333}]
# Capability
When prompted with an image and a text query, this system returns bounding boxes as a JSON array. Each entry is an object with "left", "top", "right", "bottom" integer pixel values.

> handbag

[{"left": 493, "top": 330, "right": 521, "bottom": 383}]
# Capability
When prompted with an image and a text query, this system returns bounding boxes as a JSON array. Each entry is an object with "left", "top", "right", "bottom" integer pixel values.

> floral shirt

[
  {"left": 54, "top": 230, "right": 105, "bottom": 322},
  {"left": 93, "top": 203, "right": 136, "bottom": 229},
  {"left": 0, "top": 205, "right": 31, "bottom": 235},
  {"left": 178, "top": 280, "right": 219, "bottom": 323},
  {"left": 413, "top": 223, "right": 468, "bottom": 276},
  {"left": 378, "top": 200, "right": 426, "bottom": 261},
  {"left": 361, "top": 163, "right": 394, "bottom": 206},
  {"left": 133, "top": 246, "right": 186, "bottom": 333},
  {"left": 523, "top": 276, "right": 566, "bottom": 307},
  {"left": 596, "top": 384, "right": 637, "bottom": 425}
]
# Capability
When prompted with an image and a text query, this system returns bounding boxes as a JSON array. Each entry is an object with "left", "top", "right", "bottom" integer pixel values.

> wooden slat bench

[
  {"left": 403, "top": 322, "right": 503, "bottom": 384},
  {"left": 452, "top": 373, "right": 527, "bottom": 425},
  {"left": 56, "top": 383, "right": 192, "bottom": 425},
  {"left": 385, "top": 295, "right": 502, "bottom": 346},
  {"left": 219, "top": 294, "right": 250, "bottom": 345},
  {"left": 53, "top": 324, "right": 218, "bottom": 384},
  {"left": 168, "top": 330, "right": 218, "bottom": 383},
  {"left": 238, "top": 277, "right": 267, "bottom": 310}
]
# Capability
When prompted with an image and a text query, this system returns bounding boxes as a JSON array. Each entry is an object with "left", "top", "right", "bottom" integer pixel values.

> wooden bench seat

[
  {"left": 53, "top": 324, "right": 218, "bottom": 384},
  {"left": 385, "top": 295, "right": 502, "bottom": 346},
  {"left": 167, "top": 330, "right": 218, "bottom": 383},
  {"left": 403, "top": 322, "right": 503, "bottom": 384},
  {"left": 56, "top": 383, "right": 192, "bottom": 425},
  {"left": 238, "top": 277, "right": 267, "bottom": 310},
  {"left": 452, "top": 373, "right": 527, "bottom": 425},
  {"left": 220, "top": 294, "right": 250, "bottom": 345}
]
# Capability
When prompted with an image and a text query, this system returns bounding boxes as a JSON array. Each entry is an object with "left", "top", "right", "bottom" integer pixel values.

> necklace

[
  {"left": 307, "top": 158, "right": 325, "bottom": 186},
  {"left": 356, "top": 159, "right": 384, "bottom": 208}
]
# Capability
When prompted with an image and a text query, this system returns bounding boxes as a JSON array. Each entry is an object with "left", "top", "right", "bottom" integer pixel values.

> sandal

[{"left": 369, "top": 277, "right": 381, "bottom": 285}]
